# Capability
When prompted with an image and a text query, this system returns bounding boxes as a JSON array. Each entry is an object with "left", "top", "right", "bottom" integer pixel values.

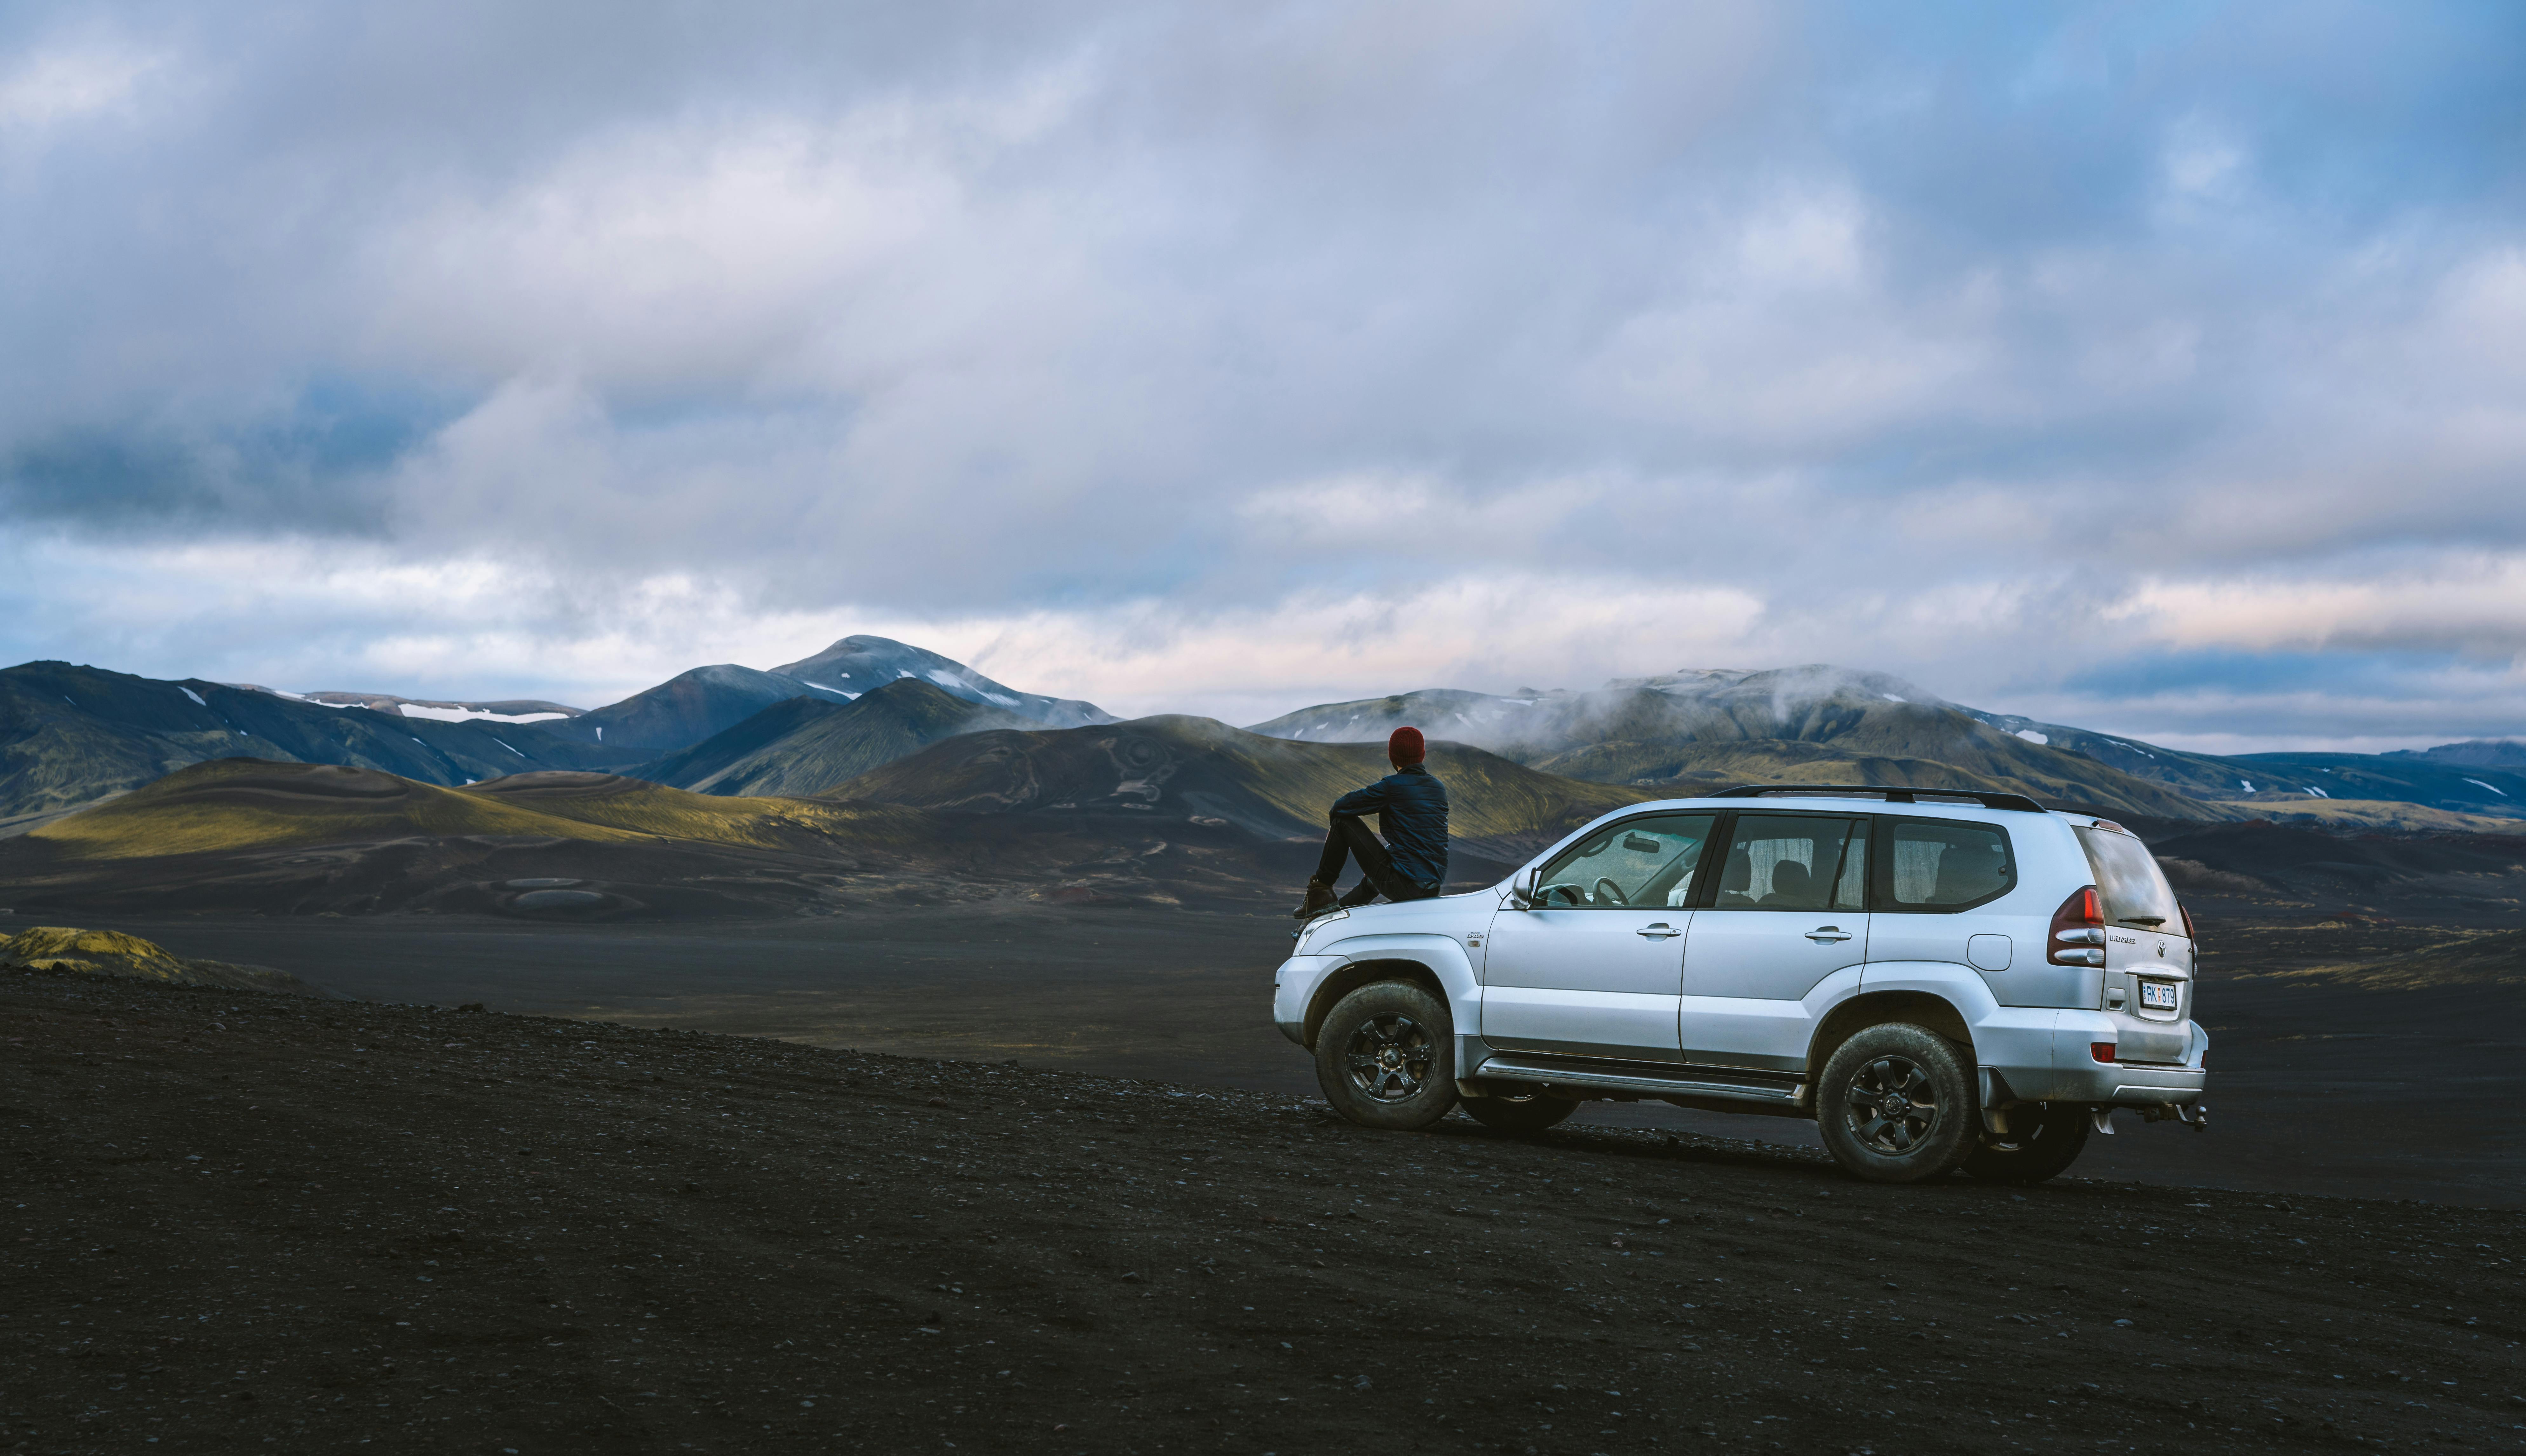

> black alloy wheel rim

[
  {"left": 1345, "top": 1013, "right": 1435, "bottom": 1102},
  {"left": 1843, "top": 1054, "right": 1942, "bottom": 1155}
]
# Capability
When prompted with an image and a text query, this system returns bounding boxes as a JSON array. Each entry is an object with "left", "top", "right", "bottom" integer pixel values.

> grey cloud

[{"left": 4, "top": 1, "right": 2524, "bottom": 743}]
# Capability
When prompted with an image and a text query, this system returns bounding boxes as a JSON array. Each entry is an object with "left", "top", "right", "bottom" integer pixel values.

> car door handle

[
  {"left": 1805, "top": 926, "right": 1853, "bottom": 943},
  {"left": 1635, "top": 923, "right": 1681, "bottom": 939}
]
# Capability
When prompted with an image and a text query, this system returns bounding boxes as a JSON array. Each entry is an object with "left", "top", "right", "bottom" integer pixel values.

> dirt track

[{"left": 5, "top": 965, "right": 2522, "bottom": 1455}]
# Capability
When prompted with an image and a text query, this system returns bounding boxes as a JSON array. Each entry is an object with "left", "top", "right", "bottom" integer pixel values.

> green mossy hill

[
  {"left": 29, "top": 759, "right": 935, "bottom": 862},
  {"left": 1, "top": 926, "right": 323, "bottom": 995},
  {"left": 822, "top": 714, "right": 1653, "bottom": 844},
  {"left": 2192, "top": 797, "right": 2522, "bottom": 834},
  {"left": 631, "top": 679, "right": 1030, "bottom": 798}
]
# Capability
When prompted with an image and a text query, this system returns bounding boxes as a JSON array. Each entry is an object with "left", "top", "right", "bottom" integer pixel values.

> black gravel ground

[{"left": 5, "top": 964, "right": 2523, "bottom": 1455}]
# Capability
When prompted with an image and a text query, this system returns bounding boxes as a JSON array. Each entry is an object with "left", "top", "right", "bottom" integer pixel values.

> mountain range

[
  {"left": 5, "top": 642, "right": 2523, "bottom": 865},
  {"left": 0, "top": 637, "right": 1113, "bottom": 827}
]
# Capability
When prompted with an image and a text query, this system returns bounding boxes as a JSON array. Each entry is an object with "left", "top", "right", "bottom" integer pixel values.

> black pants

[{"left": 1315, "top": 815, "right": 1439, "bottom": 902}]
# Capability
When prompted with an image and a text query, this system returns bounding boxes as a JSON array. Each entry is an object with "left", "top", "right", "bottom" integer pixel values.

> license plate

[{"left": 2139, "top": 981, "right": 2180, "bottom": 1010}]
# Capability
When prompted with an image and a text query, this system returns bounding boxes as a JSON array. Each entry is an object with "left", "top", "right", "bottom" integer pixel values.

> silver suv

[{"left": 1271, "top": 785, "right": 2209, "bottom": 1184}]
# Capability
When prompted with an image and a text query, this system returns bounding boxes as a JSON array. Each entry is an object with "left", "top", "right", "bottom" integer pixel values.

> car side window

[
  {"left": 1535, "top": 814, "right": 1717, "bottom": 909},
  {"left": 1877, "top": 817, "right": 2015, "bottom": 913},
  {"left": 1707, "top": 815, "right": 1867, "bottom": 912}
]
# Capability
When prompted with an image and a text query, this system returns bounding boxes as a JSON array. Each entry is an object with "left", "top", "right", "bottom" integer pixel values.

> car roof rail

[{"left": 1707, "top": 783, "right": 2049, "bottom": 813}]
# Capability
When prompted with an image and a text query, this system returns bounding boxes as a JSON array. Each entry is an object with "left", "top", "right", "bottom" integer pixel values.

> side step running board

[{"left": 1475, "top": 1056, "right": 1807, "bottom": 1107}]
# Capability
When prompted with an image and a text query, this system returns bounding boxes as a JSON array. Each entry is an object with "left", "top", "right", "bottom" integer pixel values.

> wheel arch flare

[{"left": 1298, "top": 936, "right": 1479, "bottom": 1051}]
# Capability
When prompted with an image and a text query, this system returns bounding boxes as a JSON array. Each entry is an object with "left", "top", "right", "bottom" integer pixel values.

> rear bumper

[{"left": 1980, "top": 1009, "right": 2207, "bottom": 1107}]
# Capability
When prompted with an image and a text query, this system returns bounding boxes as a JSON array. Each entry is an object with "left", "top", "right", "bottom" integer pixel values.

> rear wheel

[
  {"left": 1816, "top": 1023, "right": 1978, "bottom": 1184},
  {"left": 1314, "top": 982, "right": 1458, "bottom": 1131},
  {"left": 1461, "top": 1085, "right": 1576, "bottom": 1134},
  {"left": 1958, "top": 1101, "right": 2091, "bottom": 1184}
]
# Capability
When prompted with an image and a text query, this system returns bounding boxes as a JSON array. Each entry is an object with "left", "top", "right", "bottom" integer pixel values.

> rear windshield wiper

[{"left": 2119, "top": 916, "right": 2166, "bottom": 927}]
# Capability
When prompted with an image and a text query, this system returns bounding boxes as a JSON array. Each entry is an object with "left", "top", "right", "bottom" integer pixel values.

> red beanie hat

[{"left": 1388, "top": 726, "right": 1425, "bottom": 764}]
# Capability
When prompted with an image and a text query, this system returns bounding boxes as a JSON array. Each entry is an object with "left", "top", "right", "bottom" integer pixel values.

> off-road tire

[
  {"left": 1314, "top": 981, "right": 1458, "bottom": 1131},
  {"left": 1816, "top": 1023, "right": 1979, "bottom": 1184},
  {"left": 1958, "top": 1101, "right": 2091, "bottom": 1185},
  {"left": 1461, "top": 1087, "right": 1577, "bottom": 1135}
]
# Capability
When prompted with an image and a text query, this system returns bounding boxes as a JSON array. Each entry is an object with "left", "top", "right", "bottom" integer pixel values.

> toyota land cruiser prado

[{"left": 1271, "top": 785, "right": 2209, "bottom": 1184}]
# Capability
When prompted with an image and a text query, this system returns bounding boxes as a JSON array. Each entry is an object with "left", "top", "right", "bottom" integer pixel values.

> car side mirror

[{"left": 1509, "top": 867, "right": 1541, "bottom": 909}]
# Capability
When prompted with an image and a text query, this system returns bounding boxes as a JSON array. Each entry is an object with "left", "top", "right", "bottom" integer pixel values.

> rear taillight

[
  {"left": 2090, "top": 1041, "right": 2117, "bottom": 1063},
  {"left": 2049, "top": 885, "right": 2105, "bottom": 966},
  {"left": 2180, "top": 903, "right": 2198, "bottom": 942}
]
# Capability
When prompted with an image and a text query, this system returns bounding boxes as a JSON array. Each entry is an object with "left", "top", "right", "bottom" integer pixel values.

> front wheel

[
  {"left": 1958, "top": 1101, "right": 2091, "bottom": 1184},
  {"left": 1314, "top": 981, "right": 1458, "bottom": 1131},
  {"left": 1461, "top": 1085, "right": 1577, "bottom": 1134},
  {"left": 1815, "top": 1023, "right": 1978, "bottom": 1184}
]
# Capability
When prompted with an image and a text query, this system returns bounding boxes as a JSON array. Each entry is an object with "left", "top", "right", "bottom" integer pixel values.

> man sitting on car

[{"left": 1294, "top": 726, "right": 1450, "bottom": 918}]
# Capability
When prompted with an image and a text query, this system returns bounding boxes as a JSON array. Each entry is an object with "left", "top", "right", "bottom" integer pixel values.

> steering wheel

[{"left": 1592, "top": 877, "right": 1628, "bottom": 907}]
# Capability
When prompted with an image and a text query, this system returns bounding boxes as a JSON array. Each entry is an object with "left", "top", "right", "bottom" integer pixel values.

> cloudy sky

[{"left": 3, "top": 1, "right": 2522, "bottom": 749}]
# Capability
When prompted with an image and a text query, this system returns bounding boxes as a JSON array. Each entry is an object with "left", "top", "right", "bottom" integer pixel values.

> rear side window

[
  {"left": 2073, "top": 824, "right": 2184, "bottom": 932},
  {"left": 1709, "top": 815, "right": 1868, "bottom": 911},
  {"left": 1877, "top": 817, "right": 2015, "bottom": 913}
]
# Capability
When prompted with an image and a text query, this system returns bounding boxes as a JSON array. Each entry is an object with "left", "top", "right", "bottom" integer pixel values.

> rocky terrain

[{"left": 6, "top": 964, "right": 2522, "bottom": 1455}]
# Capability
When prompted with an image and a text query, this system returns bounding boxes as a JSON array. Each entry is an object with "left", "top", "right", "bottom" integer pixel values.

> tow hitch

[
  {"left": 2137, "top": 1101, "right": 2210, "bottom": 1131},
  {"left": 2093, "top": 1102, "right": 2209, "bottom": 1135}
]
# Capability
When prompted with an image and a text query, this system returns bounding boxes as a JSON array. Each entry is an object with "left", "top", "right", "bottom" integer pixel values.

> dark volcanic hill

[
  {"left": 524, "top": 663, "right": 860, "bottom": 763},
  {"left": 0, "top": 755, "right": 1460, "bottom": 918},
  {"left": 2217, "top": 749, "right": 2526, "bottom": 818},
  {"left": 632, "top": 679, "right": 1032, "bottom": 797},
  {"left": 0, "top": 661, "right": 611, "bottom": 827},
  {"left": 823, "top": 713, "right": 1652, "bottom": 861},
  {"left": 1248, "top": 667, "right": 2207, "bottom": 820},
  {"left": 0, "top": 723, "right": 1641, "bottom": 919},
  {"left": 0, "top": 721, "right": 1652, "bottom": 921},
  {"left": 2390, "top": 738, "right": 2526, "bottom": 768}
]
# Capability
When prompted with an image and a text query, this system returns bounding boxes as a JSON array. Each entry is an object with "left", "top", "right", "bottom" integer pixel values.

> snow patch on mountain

[{"left": 397, "top": 705, "right": 571, "bottom": 724}]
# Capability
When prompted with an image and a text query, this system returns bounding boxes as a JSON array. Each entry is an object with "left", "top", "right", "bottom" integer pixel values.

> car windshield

[{"left": 2073, "top": 824, "right": 2184, "bottom": 931}]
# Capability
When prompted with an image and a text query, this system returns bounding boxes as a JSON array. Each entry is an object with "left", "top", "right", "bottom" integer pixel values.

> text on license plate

[{"left": 2139, "top": 981, "right": 2180, "bottom": 1010}]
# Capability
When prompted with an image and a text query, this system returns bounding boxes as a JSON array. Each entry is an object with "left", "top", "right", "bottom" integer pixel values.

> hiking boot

[{"left": 1291, "top": 878, "right": 1341, "bottom": 920}]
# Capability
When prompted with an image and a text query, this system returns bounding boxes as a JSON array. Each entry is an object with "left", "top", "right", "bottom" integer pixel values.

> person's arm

[{"left": 1330, "top": 776, "right": 1393, "bottom": 818}]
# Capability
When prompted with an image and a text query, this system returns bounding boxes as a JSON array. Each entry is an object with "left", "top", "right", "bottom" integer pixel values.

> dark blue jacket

[{"left": 1333, "top": 762, "right": 1449, "bottom": 891}]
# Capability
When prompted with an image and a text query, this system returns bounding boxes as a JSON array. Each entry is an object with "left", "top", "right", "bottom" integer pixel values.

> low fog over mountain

[
  {"left": 292, "top": 693, "right": 585, "bottom": 723},
  {"left": 1246, "top": 666, "right": 2525, "bottom": 824}
]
